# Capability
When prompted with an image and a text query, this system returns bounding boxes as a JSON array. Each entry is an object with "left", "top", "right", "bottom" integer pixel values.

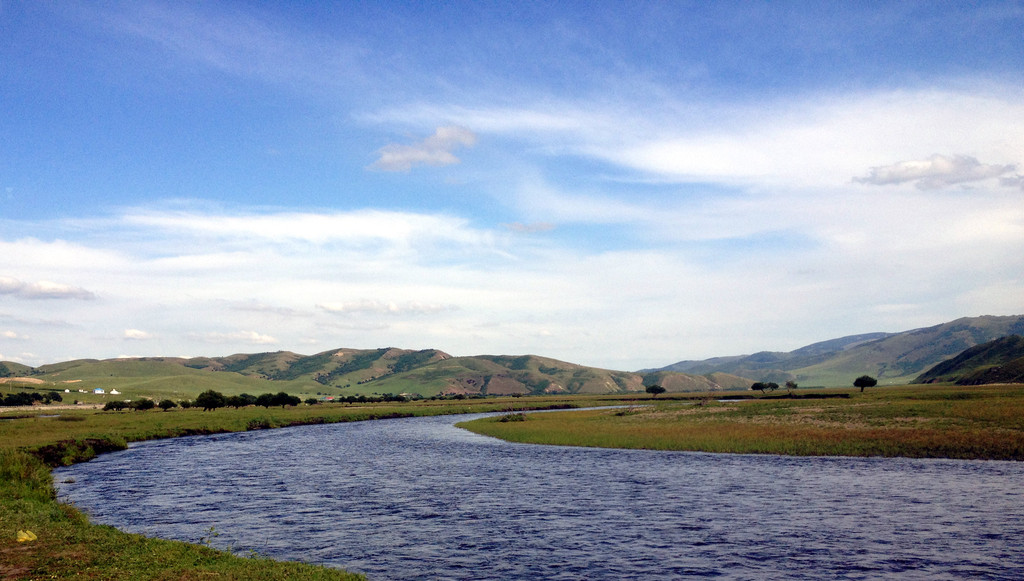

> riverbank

[
  {"left": 0, "top": 397, "right": 586, "bottom": 580},
  {"left": 459, "top": 384, "right": 1024, "bottom": 460}
]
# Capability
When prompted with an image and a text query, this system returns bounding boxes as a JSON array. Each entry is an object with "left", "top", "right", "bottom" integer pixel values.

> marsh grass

[
  {"left": 0, "top": 397, "right": 587, "bottom": 580},
  {"left": 458, "top": 385, "right": 1024, "bottom": 460}
]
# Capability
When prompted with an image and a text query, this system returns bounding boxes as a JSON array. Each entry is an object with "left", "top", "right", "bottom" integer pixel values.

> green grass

[
  {"left": 458, "top": 385, "right": 1024, "bottom": 460},
  {"left": 0, "top": 396, "right": 589, "bottom": 579}
]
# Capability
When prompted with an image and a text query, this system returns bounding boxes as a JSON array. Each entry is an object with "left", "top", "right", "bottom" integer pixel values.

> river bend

[{"left": 55, "top": 413, "right": 1024, "bottom": 580}]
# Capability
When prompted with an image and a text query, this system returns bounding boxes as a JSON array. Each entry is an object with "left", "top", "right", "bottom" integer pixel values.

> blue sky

[{"left": 2, "top": 1, "right": 1023, "bottom": 369}]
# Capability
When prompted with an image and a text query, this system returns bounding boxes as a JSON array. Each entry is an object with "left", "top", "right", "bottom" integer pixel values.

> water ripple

[{"left": 55, "top": 413, "right": 1024, "bottom": 580}]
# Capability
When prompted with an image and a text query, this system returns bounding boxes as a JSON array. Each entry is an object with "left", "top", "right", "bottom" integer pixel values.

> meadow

[{"left": 458, "top": 384, "right": 1024, "bottom": 460}]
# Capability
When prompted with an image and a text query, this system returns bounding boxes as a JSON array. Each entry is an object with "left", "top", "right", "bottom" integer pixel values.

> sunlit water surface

[{"left": 55, "top": 413, "right": 1024, "bottom": 580}]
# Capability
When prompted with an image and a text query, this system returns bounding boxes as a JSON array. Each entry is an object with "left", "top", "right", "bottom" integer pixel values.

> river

[{"left": 54, "top": 412, "right": 1024, "bottom": 580}]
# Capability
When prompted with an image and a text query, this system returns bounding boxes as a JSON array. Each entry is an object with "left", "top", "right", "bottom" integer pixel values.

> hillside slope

[
  {"left": 651, "top": 315, "right": 1024, "bottom": 387},
  {"left": 2, "top": 349, "right": 749, "bottom": 401},
  {"left": 915, "top": 335, "right": 1024, "bottom": 385}
]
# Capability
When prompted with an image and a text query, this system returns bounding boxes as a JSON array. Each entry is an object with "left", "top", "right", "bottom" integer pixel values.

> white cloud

[
  {"left": 378, "top": 87, "right": 1024, "bottom": 191},
  {"left": 0, "top": 276, "right": 97, "bottom": 300},
  {"left": 602, "top": 89, "right": 1024, "bottom": 188},
  {"left": 370, "top": 126, "right": 477, "bottom": 171},
  {"left": 123, "top": 329, "right": 153, "bottom": 340},
  {"left": 120, "top": 207, "right": 490, "bottom": 248},
  {"left": 2, "top": 330, "right": 28, "bottom": 340},
  {"left": 854, "top": 154, "right": 1017, "bottom": 189}
]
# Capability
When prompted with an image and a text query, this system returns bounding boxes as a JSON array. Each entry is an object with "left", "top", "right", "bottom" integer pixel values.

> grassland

[
  {"left": 5, "top": 385, "right": 1023, "bottom": 579},
  {"left": 459, "top": 384, "right": 1024, "bottom": 460},
  {"left": 0, "top": 396, "right": 588, "bottom": 580}
]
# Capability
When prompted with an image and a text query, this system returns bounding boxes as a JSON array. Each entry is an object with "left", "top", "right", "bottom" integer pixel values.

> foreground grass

[
  {"left": 459, "top": 385, "right": 1024, "bottom": 460},
  {"left": 0, "top": 397, "right": 587, "bottom": 580}
]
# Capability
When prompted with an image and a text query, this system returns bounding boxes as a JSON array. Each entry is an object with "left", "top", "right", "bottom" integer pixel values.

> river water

[{"left": 54, "top": 413, "right": 1024, "bottom": 580}]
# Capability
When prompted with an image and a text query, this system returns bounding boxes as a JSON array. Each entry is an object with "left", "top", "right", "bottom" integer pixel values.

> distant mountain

[
  {"left": 915, "top": 335, "right": 1024, "bottom": 385},
  {"left": 649, "top": 315, "right": 1024, "bottom": 387},
  {"left": 2, "top": 348, "right": 751, "bottom": 400}
]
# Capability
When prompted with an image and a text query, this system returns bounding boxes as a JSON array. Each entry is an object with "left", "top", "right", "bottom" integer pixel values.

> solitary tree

[
  {"left": 853, "top": 375, "right": 878, "bottom": 393},
  {"left": 645, "top": 384, "right": 666, "bottom": 397},
  {"left": 785, "top": 380, "right": 798, "bottom": 393}
]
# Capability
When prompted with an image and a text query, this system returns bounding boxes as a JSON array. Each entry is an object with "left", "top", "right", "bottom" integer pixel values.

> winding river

[{"left": 55, "top": 413, "right": 1024, "bottom": 580}]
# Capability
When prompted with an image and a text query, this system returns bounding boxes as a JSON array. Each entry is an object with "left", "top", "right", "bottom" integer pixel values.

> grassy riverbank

[
  {"left": 459, "top": 385, "right": 1024, "bottom": 460},
  {"left": 0, "top": 397, "right": 585, "bottom": 580}
]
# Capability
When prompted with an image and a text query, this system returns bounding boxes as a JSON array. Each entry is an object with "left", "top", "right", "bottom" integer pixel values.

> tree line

[{"left": 1, "top": 390, "right": 63, "bottom": 407}]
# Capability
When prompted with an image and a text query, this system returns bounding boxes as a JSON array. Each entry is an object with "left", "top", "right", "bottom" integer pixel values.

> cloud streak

[
  {"left": 854, "top": 154, "right": 1017, "bottom": 189},
  {"left": 0, "top": 277, "right": 97, "bottom": 300}
]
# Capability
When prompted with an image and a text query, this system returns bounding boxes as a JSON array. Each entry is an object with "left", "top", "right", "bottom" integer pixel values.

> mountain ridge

[{"left": 648, "top": 315, "right": 1024, "bottom": 386}]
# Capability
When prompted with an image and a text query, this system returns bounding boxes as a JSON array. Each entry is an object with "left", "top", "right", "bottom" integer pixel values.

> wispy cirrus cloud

[
  {"left": 854, "top": 154, "right": 1017, "bottom": 190},
  {"left": 0, "top": 277, "right": 96, "bottom": 300},
  {"left": 370, "top": 126, "right": 477, "bottom": 172}
]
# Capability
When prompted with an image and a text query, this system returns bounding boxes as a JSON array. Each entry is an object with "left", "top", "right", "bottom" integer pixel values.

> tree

[
  {"left": 256, "top": 393, "right": 276, "bottom": 408},
  {"left": 225, "top": 395, "right": 249, "bottom": 409},
  {"left": 645, "top": 384, "right": 667, "bottom": 397},
  {"left": 158, "top": 399, "right": 178, "bottom": 411},
  {"left": 195, "top": 390, "right": 226, "bottom": 411},
  {"left": 102, "top": 400, "right": 128, "bottom": 411},
  {"left": 272, "top": 391, "right": 301, "bottom": 408},
  {"left": 751, "top": 382, "right": 766, "bottom": 393},
  {"left": 131, "top": 398, "right": 156, "bottom": 411},
  {"left": 304, "top": 397, "right": 320, "bottom": 405},
  {"left": 785, "top": 380, "right": 798, "bottom": 393},
  {"left": 854, "top": 375, "right": 877, "bottom": 393}
]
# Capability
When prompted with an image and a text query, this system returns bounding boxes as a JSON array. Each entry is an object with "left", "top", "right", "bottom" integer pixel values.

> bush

[{"left": 103, "top": 400, "right": 128, "bottom": 411}]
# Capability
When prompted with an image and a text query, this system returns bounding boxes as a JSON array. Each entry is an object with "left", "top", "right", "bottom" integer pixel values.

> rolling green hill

[
  {"left": 914, "top": 335, "right": 1024, "bottom": 385},
  {"left": 651, "top": 315, "right": 1024, "bottom": 387},
  {"left": 1, "top": 348, "right": 751, "bottom": 402}
]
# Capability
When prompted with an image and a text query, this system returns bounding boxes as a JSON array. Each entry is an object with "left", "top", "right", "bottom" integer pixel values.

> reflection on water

[{"left": 56, "top": 413, "right": 1024, "bottom": 580}]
